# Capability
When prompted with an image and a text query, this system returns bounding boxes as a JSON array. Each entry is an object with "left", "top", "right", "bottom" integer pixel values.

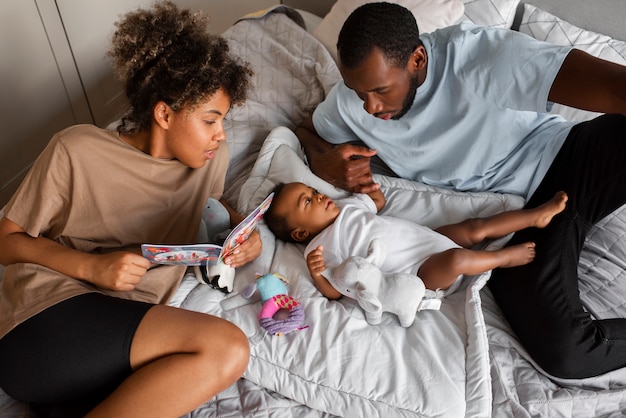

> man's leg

[{"left": 489, "top": 114, "right": 626, "bottom": 378}]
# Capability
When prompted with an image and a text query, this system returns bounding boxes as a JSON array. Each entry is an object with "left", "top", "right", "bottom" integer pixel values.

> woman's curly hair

[
  {"left": 338, "top": 2, "right": 422, "bottom": 70},
  {"left": 108, "top": 1, "right": 253, "bottom": 133}
]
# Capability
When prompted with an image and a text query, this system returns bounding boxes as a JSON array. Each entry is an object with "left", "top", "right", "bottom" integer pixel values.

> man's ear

[
  {"left": 291, "top": 228, "right": 309, "bottom": 243},
  {"left": 409, "top": 45, "right": 427, "bottom": 73},
  {"left": 154, "top": 101, "right": 172, "bottom": 130}
]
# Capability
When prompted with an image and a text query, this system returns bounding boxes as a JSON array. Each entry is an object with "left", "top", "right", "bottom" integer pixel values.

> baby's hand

[
  {"left": 306, "top": 245, "right": 326, "bottom": 279},
  {"left": 306, "top": 245, "right": 343, "bottom": 300}
]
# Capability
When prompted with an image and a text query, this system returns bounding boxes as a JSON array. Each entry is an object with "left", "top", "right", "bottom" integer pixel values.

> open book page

[
  {"left": 141, "top": 244, "right": 222, "bottom": 266},
  {"left": 219, "top": 192, "right": 274, "bottom": 260},
  {"left": 142, "top": 192, "right": 274, "bottom": 266}
]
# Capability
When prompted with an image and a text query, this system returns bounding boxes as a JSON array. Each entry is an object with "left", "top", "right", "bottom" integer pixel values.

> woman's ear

[
  {"left": 291, "top": 228, "right": 309, "bottom": 243},
  {"left": 153, "top": 101, "right": 172, "bottom": 130}
]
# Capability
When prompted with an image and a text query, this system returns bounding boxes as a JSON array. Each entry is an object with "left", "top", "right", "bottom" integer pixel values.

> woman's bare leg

[
  {"left": 418, "top": 243, "right": 536, "bottom": 290},
  {"left": 435, "top": 191, "right": 567, "bottom": 248},
  {"left": 86, "top": 305, "right": 249, "bottom": 417}
]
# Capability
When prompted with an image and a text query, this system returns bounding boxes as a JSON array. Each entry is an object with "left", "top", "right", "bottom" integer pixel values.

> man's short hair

[{"left": 338, "top": 2, "right": 422, "bottom": 69}]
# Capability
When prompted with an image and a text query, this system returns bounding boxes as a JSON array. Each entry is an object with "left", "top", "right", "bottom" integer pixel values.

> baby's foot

[
  {"left": 500, "top": 242, "right": 536, "bottom": 267},
  {"left": 534, "top": 191, "right": 568, "bottom": 228}
]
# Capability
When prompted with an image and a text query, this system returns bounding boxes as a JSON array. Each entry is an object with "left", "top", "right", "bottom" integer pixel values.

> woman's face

[{"left": 165, "top": 88, "right": 231, "bottom": 169}]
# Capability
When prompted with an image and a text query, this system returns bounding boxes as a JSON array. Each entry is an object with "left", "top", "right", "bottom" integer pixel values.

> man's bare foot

[
  {"left": 533, "top": 191, "right": 568, "bottom": 228},
  {"left": 500, "top": 242, "right": 536, "bottom": 267}
]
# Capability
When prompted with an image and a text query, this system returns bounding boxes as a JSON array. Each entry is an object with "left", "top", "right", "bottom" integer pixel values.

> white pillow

[
  {"left": 239, "top": 126, "right": 524, "bottom": 230},
  {"left": 294, "top": 9, "right": 324, "bottom": 33},
  {"left": 237, "top": 127, "right": 349, "bottom": 214},
  {"left": 519, "top": 3, "right": 626, "bottom": 123},
  {"left": 313, "top": 0, "right": 465, "bottom": 62},
  {"left": 459, "top": 0, "right": 520, "bottom": 28}
]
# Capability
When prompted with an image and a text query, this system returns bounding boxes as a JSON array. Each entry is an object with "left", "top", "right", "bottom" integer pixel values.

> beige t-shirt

[{"left": 0, "top": 124, "right": 228, "bottom": 338}]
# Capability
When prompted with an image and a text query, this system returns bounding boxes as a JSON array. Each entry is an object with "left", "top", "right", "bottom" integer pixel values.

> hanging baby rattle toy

[{"left": 241, "top": 273, "right": 306, "bottom": 336}]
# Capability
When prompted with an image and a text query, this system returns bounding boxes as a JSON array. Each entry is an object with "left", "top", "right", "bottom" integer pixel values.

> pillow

[
  {"left": 239, "top": 126, "right": 524, "bottom": 230},
  {"left": 519, "top": 3, "right": 626, "bottom": 123},
  {"left": 237, "top": 127, "right": 349, "bottom": 214},
  {"left": 313, "top": 0, "right": 465, "bottom": 62},
  {"left": 459, "top": 0, "right": 520, "bottom": 28},
  {"left": 295, "top": 8, "right": 323, "bottom": 33}
]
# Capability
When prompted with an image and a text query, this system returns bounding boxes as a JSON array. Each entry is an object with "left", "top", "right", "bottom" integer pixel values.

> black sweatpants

[{"left": 489, "top": 114, "right": 626, "bottom": 379}]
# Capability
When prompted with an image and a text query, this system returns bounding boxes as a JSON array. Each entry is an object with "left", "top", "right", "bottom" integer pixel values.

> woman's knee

[
  {"left": 131, "top": 306, "right": 249, "bottom": 373},
  {"left": 207, "top": 318, "right": 250, "bottom": 378}
]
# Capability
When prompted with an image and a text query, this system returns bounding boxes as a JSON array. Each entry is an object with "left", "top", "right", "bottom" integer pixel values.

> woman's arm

[{"left": 0, "top": 216, "right": 150, "bottom": 291}]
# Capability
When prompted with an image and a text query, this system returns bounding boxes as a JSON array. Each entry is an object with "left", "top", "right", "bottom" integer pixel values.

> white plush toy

[
  {"left": 193, "top": 197, "right": 236, "bottom": 293},
  {"left": 324, "top": 238, "right": 442, "bottom": 327},
  {"left": 194, "top": 261, "right": 235, "bottom": 293}
]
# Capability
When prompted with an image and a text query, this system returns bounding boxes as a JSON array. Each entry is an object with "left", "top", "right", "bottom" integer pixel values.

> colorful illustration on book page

[
  {"left": 141, "top": 244, "right": 222, "bottom": 266},
  {"left": 220, "top": 192, "right": 274, "bottom": 260}
]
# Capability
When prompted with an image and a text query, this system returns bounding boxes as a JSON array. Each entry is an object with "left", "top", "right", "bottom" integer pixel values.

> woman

[{"left": 0, "top": 2, "right": 257, "bottom": 416}]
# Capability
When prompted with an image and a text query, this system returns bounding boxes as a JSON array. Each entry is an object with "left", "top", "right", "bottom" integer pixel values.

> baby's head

[{"left": 265, "top": 182, "right": 340, "bottom": 243}]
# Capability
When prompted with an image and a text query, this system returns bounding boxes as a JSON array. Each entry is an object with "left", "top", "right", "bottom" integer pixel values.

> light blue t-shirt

[{"left": 313, "top": 22, "right": 576, "bottom": 200}]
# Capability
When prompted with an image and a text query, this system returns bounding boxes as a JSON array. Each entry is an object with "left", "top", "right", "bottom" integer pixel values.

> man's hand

[{"left": 310, "top": 144, "right": 380, "bottom": 193}]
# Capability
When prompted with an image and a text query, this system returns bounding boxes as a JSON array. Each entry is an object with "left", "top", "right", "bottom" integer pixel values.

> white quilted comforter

[{"left": 3, "top": 7, "right": 626, "bottom": 418}]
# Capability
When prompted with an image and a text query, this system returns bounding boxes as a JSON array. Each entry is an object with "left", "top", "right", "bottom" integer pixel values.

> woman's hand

[
  {"left": 222, "top": 229, "right": 262, "bottom": 268},
  {"left": 84, "top": 251, "right": 151, "bottom": 292}
]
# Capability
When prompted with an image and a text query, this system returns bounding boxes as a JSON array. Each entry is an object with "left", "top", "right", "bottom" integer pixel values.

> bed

[{"left": 2, "top": 0, "right": 626, "bottom": 416}]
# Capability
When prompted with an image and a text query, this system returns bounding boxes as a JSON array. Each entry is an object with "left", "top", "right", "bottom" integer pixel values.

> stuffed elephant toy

[{"left": 324, "top": 238, "right": 442, "bottom": 327}]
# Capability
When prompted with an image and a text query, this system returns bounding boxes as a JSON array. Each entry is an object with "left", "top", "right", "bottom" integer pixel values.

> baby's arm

[
  {"left": 367, "top": 189, "right": 386, "bottom": 212},
  {"left": 306, "top": 245, "right": 343, "bottom": 299}
]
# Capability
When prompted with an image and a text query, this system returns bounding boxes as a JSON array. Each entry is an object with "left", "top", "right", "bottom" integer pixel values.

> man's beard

[{"left": 391, "top": 74, "right": 420, "bottom": 120}]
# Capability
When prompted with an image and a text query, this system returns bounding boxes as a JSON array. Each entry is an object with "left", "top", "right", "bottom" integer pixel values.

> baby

[{"left": 264, "top": 182, "right": 567, "bottom": 299}]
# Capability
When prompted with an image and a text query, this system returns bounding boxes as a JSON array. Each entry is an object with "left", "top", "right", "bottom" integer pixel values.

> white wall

[{"left": 57, "top": 0, "right": 277, "bottom": 128}]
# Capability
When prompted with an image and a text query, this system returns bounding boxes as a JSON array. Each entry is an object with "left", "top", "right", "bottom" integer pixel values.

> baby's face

[{"left": 275, "top": 182, "right": 340, "bottom": 241}]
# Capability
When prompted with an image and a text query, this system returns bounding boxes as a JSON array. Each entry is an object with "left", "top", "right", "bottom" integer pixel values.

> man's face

[{"left": 339, "top": 47, "right": 424, "bottom": 120}]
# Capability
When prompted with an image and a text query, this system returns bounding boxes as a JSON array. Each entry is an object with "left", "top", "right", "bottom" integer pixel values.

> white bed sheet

[{"left": 177, "top": 126, "right": 528, "bottom": 417}]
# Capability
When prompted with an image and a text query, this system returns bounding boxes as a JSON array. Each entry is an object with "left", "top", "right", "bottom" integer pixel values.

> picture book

[{"left": 141, "top": 193, "right": 274, "bottom": 266}]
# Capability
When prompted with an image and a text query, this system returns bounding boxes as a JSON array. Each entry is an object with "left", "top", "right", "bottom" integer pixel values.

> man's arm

[
  {"left": 296, "top": 115, "right": 379, "bottom": 193},
  {"left": 549, "top": 49, "right": 626, "bottom": 115}
]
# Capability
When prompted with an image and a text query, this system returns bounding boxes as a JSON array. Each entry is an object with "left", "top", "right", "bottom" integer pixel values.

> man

[{"left": 296, "top": 2, "right": 626, "bottom": 379}]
